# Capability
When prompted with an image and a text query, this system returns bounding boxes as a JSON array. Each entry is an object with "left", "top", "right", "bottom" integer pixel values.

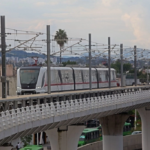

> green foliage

[
  {"left": 129, "top": 69, "right": 134, "bottom": 73},
  {"left": 128, "top": 110, "right": 135, "bottom": 115},
  {"left": 137, "top": 71, "right": 147, "bottom": 79},
  {"left": 128, "top": 110, "right": 142, "bottom": 131},
  {"left": 62, "top": 60, "right": 77, "bottom": 66},
  {"left": 54, "top": 29, "right": 68, "bottom": 48},
  {"left": 111, "top": 60, "right": 132, "bottom": 73},
  {"left": 21, "top": 135, "right": 32, "bottom": 147},
  {"left": 129, "top": 69, "right": 149, "bottom": 81},
  {"left": 54, "top": 29, "right": 68, "bottom": 63}
]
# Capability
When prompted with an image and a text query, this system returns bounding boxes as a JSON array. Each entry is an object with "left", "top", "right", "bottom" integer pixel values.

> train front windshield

[{"left": 20, "top": 69, "right": 39, "bottom": 84}]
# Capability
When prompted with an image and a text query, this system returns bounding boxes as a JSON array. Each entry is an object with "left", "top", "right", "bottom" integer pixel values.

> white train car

[
  {"left": 96, "top": 68, "right": 116, "bottom": 88},
  {"left": 17, "top": 66, "right": 117, "bottom": 95}
]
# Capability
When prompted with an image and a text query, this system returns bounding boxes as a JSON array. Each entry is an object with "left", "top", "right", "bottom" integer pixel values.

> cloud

[
  {"left": 36, "top": 2, "right": 47, "bottom": 6},
  {"left": 1, "top": 0, "right": 150, "bottom": 49},
  {"left": 101, "top": 0, "right": 119, "bottom": 7},
  {"left": 35, "top": 1, "right": 59, "bottom": 6},
  {"left": 122, "top": 10, "right": 150, "bottom": 48}
]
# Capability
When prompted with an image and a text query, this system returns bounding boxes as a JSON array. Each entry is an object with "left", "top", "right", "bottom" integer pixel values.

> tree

[
  {"left": 21, "top": 135, "right": 32, "bottom": 147},
  {"left": 54, "top": 29, "right": 68, "bottom": 64},
  {"left": 111, "top": 60, "right": 132, "bottom": 73},
  {"left": 62, "top": 60, "right": 77, "bottom": 66}
]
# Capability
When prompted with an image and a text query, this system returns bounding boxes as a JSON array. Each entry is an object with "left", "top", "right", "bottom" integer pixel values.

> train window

[
  {"left": 61, "top": 70, "right": 73, "bottom": 83},
  {"left": 102, "top": 71, "right": 108, "bottom": 81},
  {"left": 100, "top": 71, "right": 105, "bottom": 82},
  {"left": 114, "top": 71, "right": 116, "bottom": 80},
  {"left": 83, "top": 70, "right": 89, "bottom": 83},
  {"left": 111, "top": 71, "right": 113, "bottom": 81},
  {"left": 20, "top": 69, "right": 39, "bottom": 84},
  {"left": 41, "top": 73, "right": 45, "bottom": 87},
  {"left": 92, "top": 70, "right": 97, "bottom": 82},
  {"left": 75, "top": 70, "right": 82, "bottom": 83},
  {"left": 50, "top": 69, "right": 61, "bottom": 84},
  {"left": 91, "top": 132, "right": 93, "bottom": 139},
  {"left": 58, "top": 70, "right": 62, "bottom": 83},
  {"left": 112, "top": 71, "right": 115, "bottom": 80},
  {"left": 106, "top": 71, "right": 108, "bottom": 81},
  {"left": 98, "top": 71, "right": 102, "bottom": 82}
]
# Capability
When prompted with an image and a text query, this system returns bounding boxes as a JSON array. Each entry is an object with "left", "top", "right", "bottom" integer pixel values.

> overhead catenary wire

[{"left": 3, "top": 26, "right": 150, "bottom": 63}]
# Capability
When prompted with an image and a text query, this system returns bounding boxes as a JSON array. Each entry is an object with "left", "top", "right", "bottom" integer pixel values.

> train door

[
  {"left": 74, "top": 68, "right": 84, "bottom": 90},
  {"left": 100, "top": 71, "right": 108, "bottom": 87},
  {"left": 112, "top": 70, "right": 117, "bottom": 87},
  {"left": 44, "top": 67, "right": 62, "bottom": 92},
  {"left": 91, "top": 69, "right": 97, "bottom": 88},
  {"left": 41, "top": 71, "right": 47, "bottom": 93},
  {"left": 51, "top": 68, "right": 62, "bottom": 92},
  {"left": 82, "top": 69, "right": 89, "bottom": 89},
  {"left": 60, "top": 68, "right": 74, "bottom": 91}
]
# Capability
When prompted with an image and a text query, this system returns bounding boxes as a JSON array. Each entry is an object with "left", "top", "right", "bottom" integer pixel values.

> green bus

[
  {"left": 20, "top": 145, "right": 43, "bottom": 150},
  {"left": 123, "top": 122, "right": 132, "bottom": 136},
  {"left": 78, "top": 122, "right": 131, "bottom": 147},
  {"left": 97, "top": 122, "right": 131, "bottom": 138},
  {"left": 78, "top": 128, "right": 100, "bottom": 147}
]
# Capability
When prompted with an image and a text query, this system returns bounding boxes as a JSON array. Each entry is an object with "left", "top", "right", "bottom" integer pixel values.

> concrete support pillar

[
  {"left": 100, "top": 114, "right": 128, "bottom": 150},
  {"left": 138, "top": 107, "right": 150, "bottom": 150},
  {"left": 45, "top": 126, "right": 85, "bottom": 150}
]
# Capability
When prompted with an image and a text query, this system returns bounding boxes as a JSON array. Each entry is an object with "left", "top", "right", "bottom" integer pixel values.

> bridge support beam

[
  {"left": 138, "top": 107, "right": 150, "bottom": 150},
  {"left": 45, "top": 125, "right": 85, "bottom": 150},
  {"left": 100, "top": 114, "right": 128, "bottom": 150}
]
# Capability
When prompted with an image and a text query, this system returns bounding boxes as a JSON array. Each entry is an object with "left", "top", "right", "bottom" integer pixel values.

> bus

[
  {"left": 20, "top": 145, "right": 43, "bottom": 150},
  {"left": 97, "top": 122, "right": 131, "bottom": 139},
  {"left": 97, "top": 122, "right": 131, "bottom": 138},
  {"left": 78, "top": 128, "right": 100, "bottom": 147},
  {"left": 78, "top": 122, "right": 131, "bottom": 147},
  {"left": 123, "top": 122, "right": 132, "bottom": 136}
]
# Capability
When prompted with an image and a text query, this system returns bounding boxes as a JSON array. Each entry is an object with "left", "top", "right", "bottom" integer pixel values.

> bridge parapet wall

[
  {"left": 0, "top": 85, "right": 149, "bottom": 111},
  {"left": 0, "top": 89, "right": 149, "bottom": 133},
  {"left": 0, "top": 89, "right": 149, "bottom": 145}
]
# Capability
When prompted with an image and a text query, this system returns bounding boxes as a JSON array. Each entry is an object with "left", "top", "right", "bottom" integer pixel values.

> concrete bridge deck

[
  {"left": 0, "top": 88, "right": 149, "bottom": 145},
  {"left": 1, "top": 85, "right": 149, "bottom": 101},
  {"left": 0, "top": 85, "right": 149, "bottom": 111}
]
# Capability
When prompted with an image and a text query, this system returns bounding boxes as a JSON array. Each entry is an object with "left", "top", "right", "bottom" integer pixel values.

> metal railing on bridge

[
  {"left": 0, "top": 85, "right": 150, "bottom": 112},
  {"left": 0, "top": 88, "right": 150, "bottom": 132}
]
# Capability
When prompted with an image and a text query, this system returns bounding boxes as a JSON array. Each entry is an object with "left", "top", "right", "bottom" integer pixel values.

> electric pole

[
  {"left": 1, "top": 16, "right": 6, "bottom": 98},
  {"left": 108, "top": 37, "right": 111, "bottom": 88},
  {"left": 89, "top": 34, "right": 92, "bottom": 90},
  {"left": 134, "top": 45, "right": 137, "bottom": 86},
  {"left": 120, "top": 44, "right": 123, "bottom": 87},
  {"left": 47, "top": 25, "right": 51, "bottom": 94}
]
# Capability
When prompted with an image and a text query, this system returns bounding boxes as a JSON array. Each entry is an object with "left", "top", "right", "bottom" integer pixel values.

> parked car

[{"left": 131, "top": 131, "right": 142, "bottom": 135}]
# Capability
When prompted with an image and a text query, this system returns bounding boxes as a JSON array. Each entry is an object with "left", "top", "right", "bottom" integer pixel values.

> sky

[{"left": 1, "top": 0, "right": 150, "bottom": 51}]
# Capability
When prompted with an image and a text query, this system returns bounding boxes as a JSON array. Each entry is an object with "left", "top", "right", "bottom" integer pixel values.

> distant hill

[{"left": 5, "top": 50, "right": 47, "bottom": 59}]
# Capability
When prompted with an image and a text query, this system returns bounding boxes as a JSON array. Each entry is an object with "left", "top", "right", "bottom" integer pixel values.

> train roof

[
  {"left": 82, "top": 128, "right": 99, "bottom": 133},
  {"left": 19, "top": 66, "right": 41, "bottom": 69},
  {"left": 17, "top": 66, "right": 116, "bottom": 71}
]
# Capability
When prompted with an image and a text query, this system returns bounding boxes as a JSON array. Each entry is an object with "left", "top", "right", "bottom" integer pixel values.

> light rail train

[{"left": 17, "top": 66, "right": 117, "bottom": 95}]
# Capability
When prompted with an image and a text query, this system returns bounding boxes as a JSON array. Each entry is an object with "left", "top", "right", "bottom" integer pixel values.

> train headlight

[
  {"left": 36, "top": 86, "right": 41, "bottom": 89},
  {"left": 17, "top": 87, "right": 21, "bottom": 92}
]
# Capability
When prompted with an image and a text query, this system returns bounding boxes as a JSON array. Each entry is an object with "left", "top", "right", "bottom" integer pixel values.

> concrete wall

[
  {"left": 0, "top": 147, "right": 13, "bottom": 150},
  {"left": 0, "top": 76, "right": 17, "bottom": 97},
  {"left": 0, "top": 64, "right": 15, "bottom": 77},
  {"left": 78, "top": 134, "right": 142, "bottom": 150}
]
